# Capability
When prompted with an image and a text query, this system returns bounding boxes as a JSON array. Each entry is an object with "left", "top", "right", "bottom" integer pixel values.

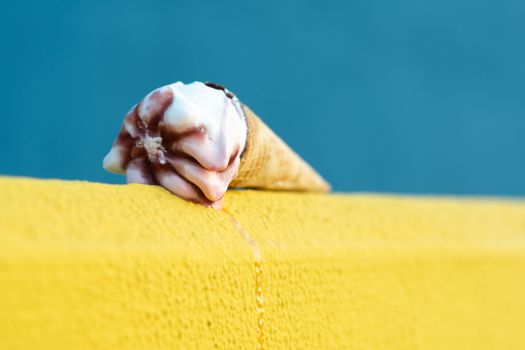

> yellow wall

[{"left": 1, "top": 177, "right": 525, "bottom": 349}]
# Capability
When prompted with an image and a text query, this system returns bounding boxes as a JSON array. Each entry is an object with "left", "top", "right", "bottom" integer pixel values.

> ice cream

[
  {"left": 103, "top": 81, "right": 247, "bottom": 207},
  {"left": 103, "top": 81, "right": 330, "bottom": 208}
]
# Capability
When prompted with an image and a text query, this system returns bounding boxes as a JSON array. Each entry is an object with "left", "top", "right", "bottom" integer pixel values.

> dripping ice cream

[
  {"left": 103, "top": 81, "right": 247, "bottom": 208},
  {"left": 103, "top": 81, "right": 330, "bottom": 208}
]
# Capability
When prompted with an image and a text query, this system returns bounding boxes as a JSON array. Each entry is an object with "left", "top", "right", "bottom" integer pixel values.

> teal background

[{"left": 1, "top": 1, "right": 524, "bottom": 195}]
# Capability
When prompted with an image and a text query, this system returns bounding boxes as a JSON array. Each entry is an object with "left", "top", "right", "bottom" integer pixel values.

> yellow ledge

[{"left": 1, "top": 177, "right": 525, "bottom": 349}]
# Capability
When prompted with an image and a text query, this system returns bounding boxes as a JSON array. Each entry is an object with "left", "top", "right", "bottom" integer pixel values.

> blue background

[{"left": 1, "top": 1, "right": 524, "bottom": 195}]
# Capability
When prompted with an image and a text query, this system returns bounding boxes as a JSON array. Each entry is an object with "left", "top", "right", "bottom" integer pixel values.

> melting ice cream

[{"left": 103, "top": 81, "right": 247, "bottom": 208}]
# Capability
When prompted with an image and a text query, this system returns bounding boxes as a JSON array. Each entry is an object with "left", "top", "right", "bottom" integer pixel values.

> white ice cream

[
  {"left": 103, "top": 81, "right": 248, "bottom": 207},
  {"left": 162, "top": 81, "right": 247, "bottom": 170}
]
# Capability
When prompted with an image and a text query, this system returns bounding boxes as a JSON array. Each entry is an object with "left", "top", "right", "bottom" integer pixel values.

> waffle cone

[{"left": 229, "top": 105, "right": 330, "bottom": 192}]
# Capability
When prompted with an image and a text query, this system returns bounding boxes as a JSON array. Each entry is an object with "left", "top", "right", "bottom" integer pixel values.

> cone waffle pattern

[{"left": 230, "top": 106, "right": 330, "bottom": 192}]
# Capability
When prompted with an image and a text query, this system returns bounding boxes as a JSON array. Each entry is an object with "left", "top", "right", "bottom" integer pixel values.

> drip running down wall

[{"left": 222, "top": 208, "right": 265, "bottom": 349}]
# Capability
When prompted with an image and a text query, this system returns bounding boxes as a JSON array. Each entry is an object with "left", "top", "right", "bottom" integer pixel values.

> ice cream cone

[
  {"left": 104, "top": 81, "right": 331, "bottom": 207},
  {"left": 230, "top": 105, "right": 331, "bottom": 192}
]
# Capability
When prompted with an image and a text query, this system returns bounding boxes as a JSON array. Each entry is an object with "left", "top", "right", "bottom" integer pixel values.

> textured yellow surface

[{"left": 1, "top": 177, "right": 525, "bottom": 349}]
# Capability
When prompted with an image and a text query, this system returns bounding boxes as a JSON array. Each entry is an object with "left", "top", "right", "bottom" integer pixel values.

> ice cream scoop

[{"left": 103, "top": 81, "right": 330, "bottom": 208}]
